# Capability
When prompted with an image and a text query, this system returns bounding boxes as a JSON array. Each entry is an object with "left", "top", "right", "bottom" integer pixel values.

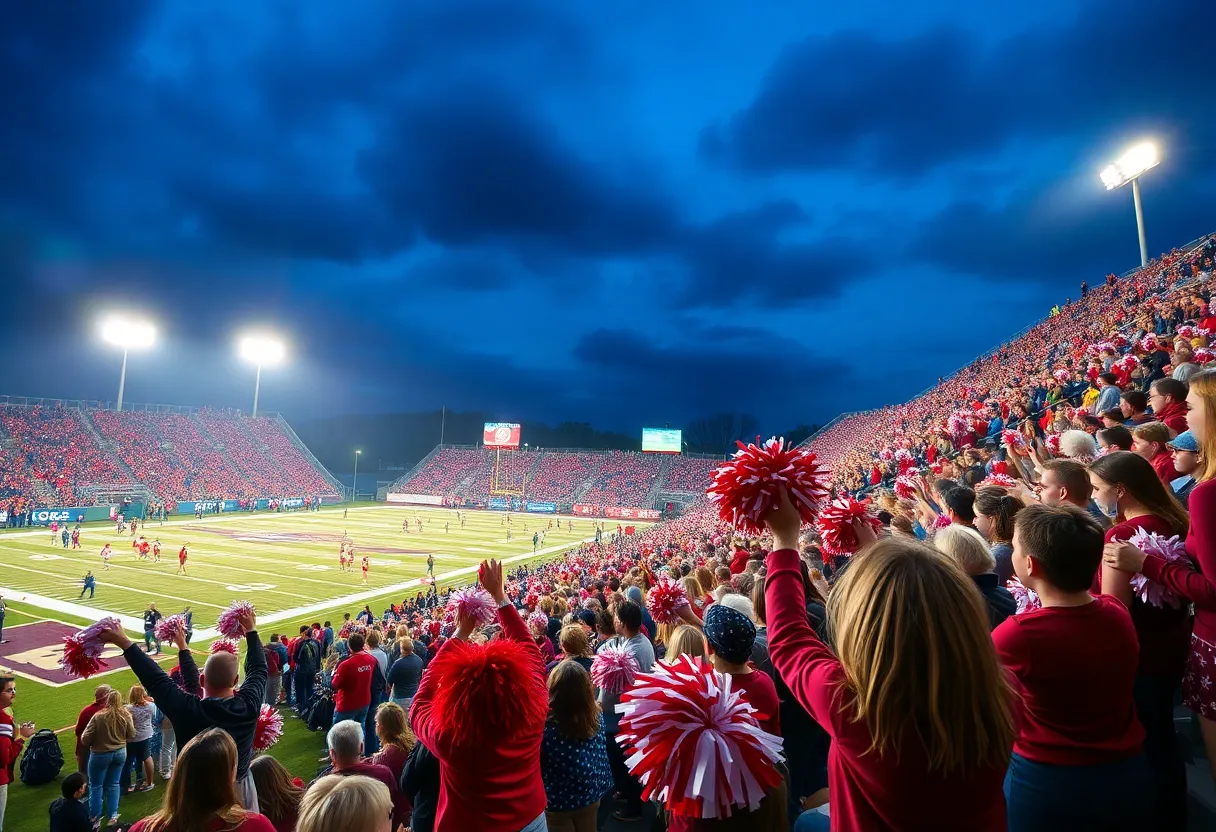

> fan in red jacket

[
  {"left": 411, "top": 559, "right": 548, "bottom": 832},
  {"left": 1, "top": 675, "right": 36, "bottom": 825},
  {"left": 331, "top": 632, "right": 377, "bottom": 719}
]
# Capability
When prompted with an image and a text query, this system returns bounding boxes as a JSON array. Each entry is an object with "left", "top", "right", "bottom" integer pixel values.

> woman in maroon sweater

[
  {"left": 995, "top": 503, "right": 1149, "bottom": 832},
  {"left": 763, "top": 490, "right": 1020, "bottom": 831},
  {"left": 1105, "top": 369, "right": 1216, "bottom": 782},
  {"left": 410, "top": 559, "right": 549, "bottom": 832},
  {"left": 1090, "top": 451, "right": 1190, "bottom": 828}
]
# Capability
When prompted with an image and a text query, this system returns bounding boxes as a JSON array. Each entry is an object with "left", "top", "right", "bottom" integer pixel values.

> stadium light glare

[
  {"left": 99, "top": 316, "right": 156, "bottom": 412},
  {"left": 238, "top": 335, "right": 286, "bottom": 418},
  {"left": 1100, "top": 140, "right": 1160, "bottom": 267}
]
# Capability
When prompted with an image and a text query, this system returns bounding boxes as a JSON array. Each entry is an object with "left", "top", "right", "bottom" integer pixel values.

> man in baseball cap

[{"left": 1167, "top": 430, "right": 1201, "bottom": 506}]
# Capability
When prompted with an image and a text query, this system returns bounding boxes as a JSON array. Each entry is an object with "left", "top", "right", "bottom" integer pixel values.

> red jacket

[
  {"left": 74, "top": 702, "right": 103, "bottom": 754},
  {"left": 1142, "top": 479, "right": 1216, "bottom": 643},
  {"left": 765, "top": 548, "right": 1017, "bottom": 831},
  {"left": 331, "top": 650, "right": 377, "bottom": 712},
  {"left": 729, "top": 548, "right": 750, "bottom": 575},
  {"left": 412, "top": 603, "right": 547, "bottom": 832},
  {"left": 1153, "top": 400, "right": 1189, "bottom": 436},
  {"left": 0, "top": 711, "right": 25, "bottom": 787}
]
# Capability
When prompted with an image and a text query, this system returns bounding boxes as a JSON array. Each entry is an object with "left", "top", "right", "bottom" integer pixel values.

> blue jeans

[
  {"left": 364, "top": 694, "right": 385, "bottom": 754},
  {"left": 794, "top": 809, "right": 831, "bottom": 832},
  {"left": 1005, "top": 751, "right": 1151, "bottom": 832},
  {"left": 88, "top": 748, "right": 125, "bottom": 819},
  {"left": 144, "top": 630, "right": 160, "bottom": 653},
  {"left": 333, "top": 706, "right": 368, "bottom": 729}
]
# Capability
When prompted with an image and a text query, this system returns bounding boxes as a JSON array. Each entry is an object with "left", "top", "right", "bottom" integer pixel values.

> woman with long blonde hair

[
  {"left": 764, "top": 489, "right": 1018, "bottom": 830},
  {"left": 81, "top": 688, "right": 135, "bottom": 825},
  {"left": 128, "top": 728, "right": 275, "bottom": 832},
  {"left": 123, "top": 684, "right": 157, "bottom": 794},
  {"left": 1105, "top": 368, "right": 1216, "bottom": 782},
  {"left": 297, "top": 775, "right": 393, "bottom": 832}
]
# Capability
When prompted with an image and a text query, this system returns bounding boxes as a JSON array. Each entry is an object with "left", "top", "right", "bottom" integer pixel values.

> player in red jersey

[
  {"left": 139, "top": 538, "right": 151, "bottom": 559},
  {"left": 71, "top": 527, "right": 81, "bottom": 549},
  {"left": 361, "top": 555, "right": 369, "bottom": 585},
  {"left": 177, "top": 544, "right": 189, "bottom": 575},
  {"left": 152, "top": 539, "right": 161, "bottom": 562}
]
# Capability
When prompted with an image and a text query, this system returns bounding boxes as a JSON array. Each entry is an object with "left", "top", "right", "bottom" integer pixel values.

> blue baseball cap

[{"left": 1168, "top": 430, "right": 1198, "bottom": 453}]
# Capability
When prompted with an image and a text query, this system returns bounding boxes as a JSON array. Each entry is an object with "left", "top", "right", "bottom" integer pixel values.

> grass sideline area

[{"left": 0, "top": 504, "right": 650, "bottom": 831}]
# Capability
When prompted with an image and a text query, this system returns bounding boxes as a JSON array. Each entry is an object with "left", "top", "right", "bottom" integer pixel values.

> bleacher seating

[
  {"left": 243, "top": 416, "right": 336, "bottom": 494},
  {"left": 660, "top": 456, "right": 718, "bottom": 493},
  {"left": 91, "top": 410, "right": 192, "bottom": 500},
  {"left": 579, "top": 451, "right": 662, "bottom": 507},
  {"left": 394, "top": 448, "right": 487, "bottom": 498},
  {"left": 526, "top": 452, "right": 606, "bottom": 503},
  {"left": 0, "top": 404, "right": 128, "bottom": 507}
]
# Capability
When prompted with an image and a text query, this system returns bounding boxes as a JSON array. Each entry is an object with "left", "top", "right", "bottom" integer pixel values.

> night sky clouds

[{"left": 1, "top": 0, "right": 1213, "bottom": 433}]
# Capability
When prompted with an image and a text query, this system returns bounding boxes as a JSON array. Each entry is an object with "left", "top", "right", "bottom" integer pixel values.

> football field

[{"left": 0, "top": 505, "right": 642, "bottom": 639}]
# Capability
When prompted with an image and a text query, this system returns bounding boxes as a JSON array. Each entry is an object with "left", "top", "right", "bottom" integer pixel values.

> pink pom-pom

[
  {"left": 707, "top": 437, "right": 830, "bottom": 535},
  {"left": 1127, "top": 528, "right": 1191, "bottom": 609},
  {"left": 893, "top": 473, "right": 919, "bottom": 500},
  {"left": 210, "top": 638, "right": 239, "bottom": 655},
  {"left": 1045, "top": 434, "right": 1061, "bottom": 455},
  {"left": 253, "top": 704, "right": 284, "bottom": 752},
  {"left": 1001, "top": 430, "right": 1025, "bottom": 449},
  {"left": 980, "top": 473, "right": 1018, "bottom": 489},
  {"left": 646, "top": 578, "right": 690, "bottom": 625},
  {"left": 1194, "top": 348, "right": 1214, "bottom": 365},
  {"left": 527, "top": 608, "right": 549, "bottom": 633},
  {"left": 154, "top": 615, "right": 186, "bottom": 643},
  {"left": 1177, "top": 325, "right": 1196, "bottom": 340},
  {"left": 524, "top": 591, "right": 540, "bottom": 610},
  {"left": 1006, "top": 578, "right": 1041, "bottom": 614},
  {"left": 216, "top": 600, "right": 255, "bottom": 639},
  {"left": 934, "top": 514, "right": 953, "bottom": 529},
  {"left": 59, "top": 617, "right": 124, "bottom": 679},
  {"left": 616, "top": 655, "right": 784, "bottom": 819},
  {"left": 446, "top": 586, "right": 497, "bottom": 627},
  {"left": 815, "top": 497, "right": 880, "bottom": 556},
  {"left": 591, "top": 641, "right": 640, "bottom": 694},
  {"left": 1053, "top": 368, "right": 1071, "bottom": 383},
  {"left": 1139, "top": 335, "right": 1158, "bottom": 352}
]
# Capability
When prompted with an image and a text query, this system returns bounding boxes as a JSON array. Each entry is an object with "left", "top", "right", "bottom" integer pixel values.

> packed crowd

[
  {"left": 0, "top": 408, "right": 340, "bottom": 514},
  {"left": 578, "top": 453, "right": 663, "bottom": 508}
]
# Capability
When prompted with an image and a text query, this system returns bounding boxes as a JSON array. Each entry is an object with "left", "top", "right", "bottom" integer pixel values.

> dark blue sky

[{"left": 2, "top": 1, "right": 1214, "bottom": 433}]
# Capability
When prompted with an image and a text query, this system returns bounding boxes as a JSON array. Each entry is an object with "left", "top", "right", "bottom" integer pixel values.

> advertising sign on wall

[{"left": 386, "top": 493, "right": 445, "bottom": 506}]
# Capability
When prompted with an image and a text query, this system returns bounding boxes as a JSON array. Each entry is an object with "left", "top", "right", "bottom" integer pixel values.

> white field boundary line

[{"left": 0, "top": 534, "right": 602, "bottom": 640}]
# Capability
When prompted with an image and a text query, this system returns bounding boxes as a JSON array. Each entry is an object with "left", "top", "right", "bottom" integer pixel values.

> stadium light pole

[
  {"left": 100, "top": 317, "right": 156, "bottom": 412},
  {"left": 238, "top": 335, "right": 285, "bottom": 419},
  {"left": 352, "top": 450, "right": 361, "bottom": 502},
  {"left": 1100, "top": 141, "right": 1160, "bottom": 267}
]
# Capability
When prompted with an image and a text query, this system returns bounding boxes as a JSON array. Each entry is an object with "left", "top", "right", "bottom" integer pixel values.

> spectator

[
  {"left": 331, "top": 632, "right": 376, "bottom": 729},
  {"left": 363, "top": 631, "right": 390, "bottom": 755},
  {"left": 129, "top": 728, "right": 276, "bottom": 832},
  {"left": 1166, "top": 430, "right": 1202, "bottom": 505},
  {"left": 704, "top": 603, "right": 780, "bottom": 737},
  {"left": 410, "top": 559, "right": 548, "bottom": 831},
  {"left": 665, "top": 623, "right": 708, "bottom": 660},
  {"left": 540, "top": 661, "right": 613, "bottom": 832},
  {"left": 1132, "top": 422, "right": 1177, "bottom": 485},
  {"left": 386, "top": 636, "right": 423, "bottom": 709},
  {"left": 122, "top": 685, "right": 157, "bottom": 794},
  {"left": 97, "top": 608, "right": 267, "bottom": 811},
  {"left": 399, "top": 741, "right": 440, "bottom": 832},
  {"left": 934, "top": 524, "right": 1017, "bottom": 630},
  {"left": 293, "top": 626, "right": 321, "bottom": 716},
  {"left": 940, "top": 484, "right": 978, "bottom": 529},
  {"left": 323, "top": 720, "right": 407, "bottom": 830},
  {"left": 1098, "top": 424, "right": 1135, "bottom": 452},
  {"left": 81, "top": 688, "right": 135, "bottom": 826},
  {"left": 597, "top": 598, "right": 656, "bottom": 822},
  {"left": 1121, "top": 390, "right": 1153, "bottom": 425},
  {"left": 764, "top": 490, "right": 1019, "bottom": 831},
  {"left": 250, "top": 755, "right": 304, "bottom": 832},
  {"left": 73, "top": 684, "right": 112, "bottom": 773},
  {"left": 1034, "top": 458, "right": 1109, "bottom": 527},
  {"left": 1094, "top": 372, "right": 1122, "bottom": 414},
  {"left": 972, "top": 487, "right": 1024, "bottom": 583},
  {"left": 1148, "top": 378, "right": 1189, "bottom": 435},
  {"left": 367, "top": 701, "right": 415, "bottom": 787},
  {"left": 1, "top": 675, "right": 35, "bottom": 832},
  {"left": 48, "top": 771, "right": 91, "bottom": 832},
  {"left": 995, "top": 504, "right": 1149, "bottom": 830},
  {"left": 549, "top": 625, "right": 594, "bottom": 674},
  {"left": 296, "top": 775, "right": 393, "bottom": 832},
  {"left": 264, "top": 635, "right": 284, "bottom": 706}
]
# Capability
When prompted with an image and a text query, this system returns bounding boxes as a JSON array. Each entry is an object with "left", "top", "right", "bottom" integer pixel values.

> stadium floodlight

[
  {"left": 238, "top": 335, "right": 285, "bottom": 419},
  {"left": 352, "top": 450, "right": 361, "bottom": 503},
  {"left": 100, "top": 317, "right": 156, "bottom": 412},
  {"left": 1100, "top": 141, "right": 1160, "bottom": 267}
]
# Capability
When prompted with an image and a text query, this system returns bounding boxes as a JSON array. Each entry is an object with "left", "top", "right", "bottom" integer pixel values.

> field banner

[
  {"left": 28, "top": 507, "right": 96, "bottom": 525},
  {"left": 483, "top": 422, "right": 522, "bottom": 449},
  {"left": 525, "top": 501, "right": 557, "bottom": 513},
  {"left": 386, "top": 493, "right": 445, "bottom": 506},
  {"left": 572, "top": 504, "right": 660, "bottom": 520},
  {"left": 488, "top": 496, "right": 523, "bottom": 511}
]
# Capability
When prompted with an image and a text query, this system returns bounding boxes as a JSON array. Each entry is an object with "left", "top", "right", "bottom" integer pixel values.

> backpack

[
  {"left": 20, "top": 729, "right": 64, "bottom": 786},
  {"left": 306, "top": 691, "right": 335, "bottom": 732}
]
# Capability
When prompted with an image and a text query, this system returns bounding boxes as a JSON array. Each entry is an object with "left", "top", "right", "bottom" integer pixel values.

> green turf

[{"left": 0, "top": 505, "right": 648, "bottom": 831}]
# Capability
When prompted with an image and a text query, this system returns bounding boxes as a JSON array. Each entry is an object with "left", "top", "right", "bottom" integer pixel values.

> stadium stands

[
  {"left": 392, "top": 447, "right": 486, "bottom": 498},
  {"left": 578, "top": 451, "right": 663, "bottom": 507},
  {"left": 526, "top": 451, "right": 606, "bottom": 503},
  {"left": 660, "top": 455, "right": 718, "bottom": 493},
  {"left": 0, "top": 404, "right": 129, "bottom": 507}
]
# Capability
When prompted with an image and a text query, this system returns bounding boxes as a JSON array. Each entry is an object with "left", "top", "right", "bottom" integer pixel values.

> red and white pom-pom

[
  {"left": 616, "top": 655, "right": 784, "bottom": 819},
  {"left": 1045, "top": 433, "right": 1061, "bottom": 455},
  {"left": 815, "top": 496, "right": 881, "bottom": 557},
  {"left": 60, "top": 617, "right": 124, "bottom": 679},
  {"left": 1127, "top": 528, "right": 1192, "bottom": 609},
  {"left": 524, "top": 591, "right": 540, "bottom": 610},
  {"left": 878, "top": 448, "right": 894, "bottom": 461},
  {"left": 1001, "top": 429, "right": 1025, "bottom": 449},
  {"left": 216, "top": 600, "right": 255, "bottom": 639},
  {"left": 1109, "top": 333, "right": 1127, "bottom": 349},
  {"left": 707, "top": 437, "right": 830, "bottom": 535},
  {"left": 210, "top": 638, "right": 239, "bottom": 655},
  {"left": 929, "top": 459, "right": 945, "bottom": 474},
  {"left": 934, "top": 514, "right": 953, "bottom": 529},
  {"left": 646, "top": 578, "right": 690, "bottom": 625},
  {"left": 527, "top": 608, "right": 549, "bottom": 633},
  {"left": 1053, "top": 368, "right": 1071, "bottom": 383},
  {"left": 1139, "top": 335, "right": 1158, "bottom": 353},
  {"left": 1085, "top": 343, "right": 1101, "bottom": 358},
  {"left": 1096, "top": 340, "right": 1116, "bottom": 355},
  {"left": 1194, "top": 348, "right": 1214, "bottom": 365},
  {"left": 591, "top": 641, "right": 640, "bottom": 694},
  {"left": 1006, "top": 578, "right": 1041, "bottom": 614},
  {"left": 1177, "top": 325, "right": 1196, "bottom": 340},
  {"left": 154, "top": 614, "right": 186, "bottom": 643},
  {"left": 947, "top": 412, "right": 971, "bottom": 440},
  {"left": 893, "top": 473, "right": 919, "bottom": 500},
  {"left": 446, "top": 586, "right": 497, "bottom": 627},
  {"left": 980, "top": 473, "right": 1018, "bottom": 488},
  {"left": 253, "top": 704, "right": 284, "bottom": 752},
  {"left": 337, "top": 621, "right": 357, "bottom": 639}
]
